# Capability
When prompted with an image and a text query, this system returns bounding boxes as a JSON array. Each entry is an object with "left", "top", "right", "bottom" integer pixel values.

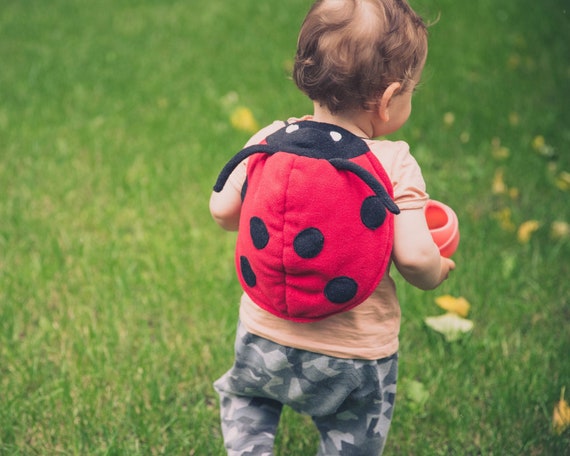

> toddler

[{"left": 210, "top": 0, "right": 455, "bottom": 454}]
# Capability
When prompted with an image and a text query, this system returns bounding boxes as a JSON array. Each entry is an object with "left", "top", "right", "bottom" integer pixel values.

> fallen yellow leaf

[
  {"left": 492, "top": 168, "right": 507, "bottom": 194},
  {"left": 508, "top": 187, "right": 520, "bottom": 200},
  {"left": 443, "top": 112, "right": 455, "bottom": 127},
  {"left": 492, "top": 146, "right": 510, "bottom": 160},
  {"left": 532, "top": 135, "right": 545, "bottom": 151},
  {"left": 230, "top": 106, "right": 259, "bottom": 134},
  {"left": 491, "top": 137, "right": 510, "bottom": 160},
  {"left": 553, "top": 387, "right": 570, "bottom": 435},
  {"left": 492, "top": 208, "right": 516, "bottom": 232},
  {"left": 551, "top": 221, "right": 570, "bottom": 240},
  {"left": 424, "top": 313, "right": 474, "bottom": 342},
  {"left": 435, "top": 295, "right": 471, "bottom": 318},
  {"left": 532, "top": 135, "right": 556, "bottom": 158},
  {"left": 555, "top": 171, "right": 570, "bottom": 191},
  {"left": 517, "top": 220, "right": 540, "bottom": 243}
]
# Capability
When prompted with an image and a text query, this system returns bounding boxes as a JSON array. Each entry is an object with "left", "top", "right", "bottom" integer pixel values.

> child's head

[{"left": 293, "top": 0, "right": 428, "bottom": 114}]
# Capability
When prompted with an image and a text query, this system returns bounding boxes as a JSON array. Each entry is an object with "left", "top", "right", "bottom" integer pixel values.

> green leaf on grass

[
  {"left": 425, "top": 313, "right": 474, "bottom": 342},
  {"left": 401, "top": 379, "right": 430, "bottom": 416}
]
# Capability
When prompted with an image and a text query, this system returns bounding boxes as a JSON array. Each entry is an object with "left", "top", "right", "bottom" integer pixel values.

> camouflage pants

[{"left": 214, "top": 322, "right": 398, "bottom": 455}]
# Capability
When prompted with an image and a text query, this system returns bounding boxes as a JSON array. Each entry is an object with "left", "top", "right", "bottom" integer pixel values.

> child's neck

[{"left": 311, "top": 103, "right": 374, "bottom": 139}]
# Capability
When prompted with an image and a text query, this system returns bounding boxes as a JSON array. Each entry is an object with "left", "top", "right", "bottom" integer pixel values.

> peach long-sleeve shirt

[{"left": 218, "top": 118, "right": 428, "bottom": 360}]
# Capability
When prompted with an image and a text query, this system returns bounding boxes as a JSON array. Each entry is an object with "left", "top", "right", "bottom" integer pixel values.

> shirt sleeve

[{"left": 370, "top": 140, "right": 429, "bottom": 211}]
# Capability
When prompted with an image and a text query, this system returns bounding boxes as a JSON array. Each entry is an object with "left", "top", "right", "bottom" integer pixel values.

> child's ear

[{"left": 378, "top": 82, "right": 402, "bottom": 122}]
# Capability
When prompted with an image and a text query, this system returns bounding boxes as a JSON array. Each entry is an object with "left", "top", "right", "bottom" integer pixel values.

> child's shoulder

[
  {"left": 367, "top": 138, "right": 411, "bottom": 156},
  {"left": 245, "top": 116, "right": 315, "bottom": 146},
  {"left": 365, "top": 138, "right": 423, "bottom": 182},
  {"left": 244, "top": 121, "right": 284, "bottom": 147}
]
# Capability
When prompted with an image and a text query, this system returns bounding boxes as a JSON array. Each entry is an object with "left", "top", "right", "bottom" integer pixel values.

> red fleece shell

[{"left": 214, "top": 121, "right": 399, "bottom": 322}]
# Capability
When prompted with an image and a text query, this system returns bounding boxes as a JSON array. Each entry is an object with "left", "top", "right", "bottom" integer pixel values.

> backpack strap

[{"left": 213, "top": 143, "right": 279, "bottom": 192}]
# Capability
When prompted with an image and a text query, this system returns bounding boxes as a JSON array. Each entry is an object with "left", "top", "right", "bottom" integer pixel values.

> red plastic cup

[{"left": 424, "top": 199, "right": 460, "bottom": 257}]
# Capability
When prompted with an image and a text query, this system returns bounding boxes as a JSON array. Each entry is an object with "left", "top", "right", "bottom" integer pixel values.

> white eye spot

[
  {"left": 286, "top": 124, "right": 300, "bottom": 134},
  {"left": 330, "top": 131, "right": 342, "bottom": 142}
]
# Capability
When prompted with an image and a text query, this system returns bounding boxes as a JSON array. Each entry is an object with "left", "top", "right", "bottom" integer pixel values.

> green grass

[{"left": 1, "top": 0, "right": 569, "bottom": 454}]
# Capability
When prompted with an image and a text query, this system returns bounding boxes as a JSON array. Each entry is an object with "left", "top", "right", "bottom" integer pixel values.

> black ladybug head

[{"left": 265, "top": 121, "right": 370, "bottom": 160}]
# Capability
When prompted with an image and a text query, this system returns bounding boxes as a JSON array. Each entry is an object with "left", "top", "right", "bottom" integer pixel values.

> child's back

[{"left": 209, "top": 1, "right": 455, "bottom": 454}]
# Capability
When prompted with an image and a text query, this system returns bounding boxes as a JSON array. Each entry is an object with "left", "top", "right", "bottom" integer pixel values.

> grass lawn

[{"left": 1, "top": 0, "right": 569, "bottom": 454}]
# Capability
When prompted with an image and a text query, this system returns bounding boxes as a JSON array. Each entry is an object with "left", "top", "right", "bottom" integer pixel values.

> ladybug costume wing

[{"left": 213, "top": 121, "right": 399, "bottom": 322}]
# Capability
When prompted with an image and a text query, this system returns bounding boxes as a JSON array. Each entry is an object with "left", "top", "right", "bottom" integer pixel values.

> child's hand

[{"left": 439, "top": 256, "right": 456, "bottom": 283}]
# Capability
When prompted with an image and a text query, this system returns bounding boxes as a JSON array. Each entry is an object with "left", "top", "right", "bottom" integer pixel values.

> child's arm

[
  {"left": 209, "top": 160, "right": 246, "bottom": 231},
  {"left": 392, "top": 207, "right": 455, "bottom": 290},
  {"left": 209, "top": 120, "right": 289, "bottom": 232}
]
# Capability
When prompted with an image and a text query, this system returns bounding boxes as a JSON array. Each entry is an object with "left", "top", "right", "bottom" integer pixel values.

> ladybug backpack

[{"left": 214, "top": 120, "right": 400, "bottom": 322}]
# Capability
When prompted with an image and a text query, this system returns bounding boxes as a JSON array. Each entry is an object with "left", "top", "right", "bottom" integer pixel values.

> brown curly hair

[{"left": 293, "top": 0, "right": 428, "bottom": 113}]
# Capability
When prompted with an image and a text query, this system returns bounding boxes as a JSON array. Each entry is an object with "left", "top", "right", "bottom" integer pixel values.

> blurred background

[{"left": 1, "top": 0, "right": 569, "bottom": 454}]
